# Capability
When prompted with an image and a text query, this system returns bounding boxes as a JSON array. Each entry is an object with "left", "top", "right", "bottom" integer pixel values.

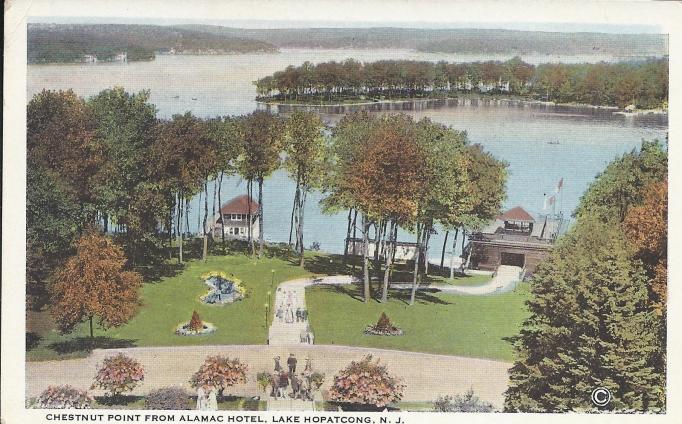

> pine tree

[{"left": 504, "top": 218, "right": 665, "bottom": 412}]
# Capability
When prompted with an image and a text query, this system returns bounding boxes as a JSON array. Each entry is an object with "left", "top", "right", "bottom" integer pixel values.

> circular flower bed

[
  {"left": 363, "top": 312, "right": 403, "bottom": 336},
  {"left": 175, "top": 321, "right": 216, "bottom": 336}
]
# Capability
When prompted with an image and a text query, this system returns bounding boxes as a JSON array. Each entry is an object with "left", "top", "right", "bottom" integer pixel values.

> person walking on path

[
  {"left": 287, "top": 353, "right": 297, "bottom": 374},
  {"left": 274, "top": 356, "right": 282, "bottom": 372}
]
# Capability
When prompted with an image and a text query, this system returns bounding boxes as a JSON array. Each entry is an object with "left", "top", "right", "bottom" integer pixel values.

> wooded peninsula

[{"left": 255, "top": 57, "right": 669, "bottom": 109}]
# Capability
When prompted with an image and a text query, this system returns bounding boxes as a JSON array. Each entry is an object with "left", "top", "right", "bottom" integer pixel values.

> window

[{"left": 240, "top": 227, "right": 246, "bottom": 235}]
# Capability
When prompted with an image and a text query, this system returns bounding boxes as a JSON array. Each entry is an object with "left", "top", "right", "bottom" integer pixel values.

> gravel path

[{"left": 26, "top": 345, "right": 511, "bottom": 409}]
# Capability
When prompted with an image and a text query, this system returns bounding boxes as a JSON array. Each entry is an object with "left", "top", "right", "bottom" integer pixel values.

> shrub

[
  {"left": 328, "top": 355, "right": 405, "bottom": 408},
  {"left": 188, "top": 311, "right": 203, "bottom": 333},
  {"left": 144, "top": 387, "right": 191, "bottom": 410},
  {"left": 364, "top": 312, "right": 403, "bottom": 336},
  {"left": 37, "top": 385, "right": 93, "bottom": 409},
  {"left": 433, "top": 389, "right": 494, "bottom": 412},
  {"left": 190, "top": 356, "right": 248, "bottom": 396},
  {"left": 256, "top": 372, "right": 271, "bottom": 393},
  {"left": 91, "top": 353, "right": 144, "bottom": 396}
]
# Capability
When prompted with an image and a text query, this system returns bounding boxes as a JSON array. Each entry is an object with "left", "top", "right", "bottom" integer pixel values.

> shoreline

[{"left": 258, "top": 96, "right": 666, "bottom": 114}]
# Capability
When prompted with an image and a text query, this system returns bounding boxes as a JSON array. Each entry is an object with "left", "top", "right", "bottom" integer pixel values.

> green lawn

[
  {"left": 306, "top": 283, "right": 530, "bottom": 362},
  {"left": 27, "top": 251, "right": 316, "bottom": 361},
  {"left": 27, "top": 248, "right": 524, "bottom": 363}
]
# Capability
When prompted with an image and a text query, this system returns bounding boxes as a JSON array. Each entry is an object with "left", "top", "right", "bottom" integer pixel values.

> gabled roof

[
  {"left": 219, "top": 195, "right": 260, "bottom": 215},
  {"left": 498, "top": 206, "right": 535, "bottom": 222}
]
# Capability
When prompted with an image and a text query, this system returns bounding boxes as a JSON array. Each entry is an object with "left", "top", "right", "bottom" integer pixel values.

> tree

[
  {"left": 284, "top": 111, "right": 327, "bottom": 266},
  {"left": 150, "top": 113, "right": 212, "bottom": 263},
  {"left": 236, "top": 111, "right": 285, "bottom": 258},
  {"left": 329, "top": 355, "right": 405, "bottom": 409},
  {"left": 447, "top": 143, "right": 507, "bottom": 273},
  {"left": 49, "top": 232, "right": 142, "bottom": 338},
  {"left": 623, "top": 180, "right": 667, "bottom": 314},
  {"left": 26, "top": 161, "right": 83, "bottom": 309},
  {"left": 190, "top": 356, "right": 248, "bottom": 398},
  {"left": 407, "top": 119, "right": 475, "bottom": 304},
  {"left": 504, "top": 217, "right": 665, "bottom": 412},
  {"left": 575, "top": 140, "right": 667, "bottom": 223},
  {"left": 87, "top": 87, "right": 157, "bottom": 234},
  {"left": 324, "top": 112, "right": 377, "bottom": 301}
]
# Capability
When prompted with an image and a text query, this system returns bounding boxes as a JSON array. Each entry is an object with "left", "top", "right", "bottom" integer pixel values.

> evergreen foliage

[{"left": 505, "top": 143, "right": 667, "bottom": 412}]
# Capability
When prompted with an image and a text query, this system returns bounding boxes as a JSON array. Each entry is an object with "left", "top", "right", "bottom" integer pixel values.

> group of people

[
  {"left": 275, "top": 288, "right": 308, "bottom": 324},
  {"left": 270, "top": 354, "right": 314, "bottom": 401},
  {"left": 195, "top": 384, "right": 218, "bottom": 411}
]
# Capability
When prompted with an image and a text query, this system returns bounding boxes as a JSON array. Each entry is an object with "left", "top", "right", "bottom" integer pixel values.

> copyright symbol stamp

[{"left": 591, "top": 387, "right": 611, "bottom": 407}]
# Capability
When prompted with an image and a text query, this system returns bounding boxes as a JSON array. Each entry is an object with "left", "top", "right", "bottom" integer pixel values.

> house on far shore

[
  {"left": 211, "top": 195, "right": 260, "bottom": 240},
  {"left": 82, "top": 54, "right": 97, "bottom": 63},
  {"left": 464, "top": 206, "right": 563, "bottom": 274}
]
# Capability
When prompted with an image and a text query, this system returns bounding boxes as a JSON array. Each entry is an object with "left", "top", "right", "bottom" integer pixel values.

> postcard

[{"left": 3, "top": 1, "right": 680, "bottom": 423}]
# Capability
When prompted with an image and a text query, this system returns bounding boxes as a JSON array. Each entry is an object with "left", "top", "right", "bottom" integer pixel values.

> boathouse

[
  {"left": 212, "top": 195, "right": 260, "bottom": 240},
  {"left": 464, "top": 206, "right": 562, "bottom": 273}
]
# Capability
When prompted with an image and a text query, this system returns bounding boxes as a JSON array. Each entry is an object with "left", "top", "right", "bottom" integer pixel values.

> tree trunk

[
  {"left": 258, "top": 177, "right": 264, "bottom": 259},
  {"left": 289, "top": 188, "right": 298, "bottom": 245},
  {"left": 203, "top": 181, "right": 209, "bottom": 262},
  {"left": 440, "top": 230, "right": 449, "bottom": 271},
  {"left": 373, "top": 221, "right": 382, "bottom": 291},
  {"left": 197, "top": 190, "right": 202, "bottom": 236},
  {"left": 410, "top": 224, "right": 423, "bottom": 305},
  {"left": 218, "top": 172, "right": 225, "bottom": 249},
  {"left": 424, "top": 226, "right": 432, "bottom": 275},
  {"left": 450, "top": 228, "right": 459, "bottom": 279},
  {"left": 178, "top": 195, "right": 184, "bottom": 263},
  {"left": 343, "top": 208, "right": 352, "bottom": 263},
  {"left": 248, "top": 180, "right": 256, "bottom": 257},
  {"left": 351, "top": 210, "right": 358, "bottom": 272},
  {"left": 381, "top": 221, "right": 395, "bottom": 303},
  {"left": 298, "top": 189, "right": 306, "bottom": 267},
  {"left": 362, "top": 215, "right": 370, "bottom": 303},
  {"left": 89, "top": 316, "right": 94, "bottom": 339}
]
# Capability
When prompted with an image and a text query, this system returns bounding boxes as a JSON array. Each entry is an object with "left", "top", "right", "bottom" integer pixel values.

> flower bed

[
  {"left": 363, "top": 312, "right": 403, "bottom": 336},
  {"left": 175, "top": 321, "right": 216, "bottom": 336},
  {"left": 200, "top": 271, "right": 246, "bottom": 305}
]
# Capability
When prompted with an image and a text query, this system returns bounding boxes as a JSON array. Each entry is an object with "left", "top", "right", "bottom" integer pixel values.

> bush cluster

[
  {"left": 144, "top": 387, "right": 191, "bottom": 410},
  {"left": 37, "top": 385, "right": 93, "bottom": 409}
]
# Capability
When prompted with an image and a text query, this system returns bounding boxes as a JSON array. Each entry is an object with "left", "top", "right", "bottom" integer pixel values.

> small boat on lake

[{"left": 547, "top": 140, "right": 560, "bottom": 145}]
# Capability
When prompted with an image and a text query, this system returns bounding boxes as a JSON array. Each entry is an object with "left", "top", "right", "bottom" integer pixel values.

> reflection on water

[{"left": 27, "top": 50, "right": 668, "bottom": 256}]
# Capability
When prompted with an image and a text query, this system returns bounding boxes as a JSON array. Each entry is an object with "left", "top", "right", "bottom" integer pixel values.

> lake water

[{"left": 28, "top": 50, "right": 668, "bottom": 258}]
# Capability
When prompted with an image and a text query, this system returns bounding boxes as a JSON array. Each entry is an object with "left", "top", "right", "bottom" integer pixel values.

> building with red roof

[
  {"left": 212, "top": 195, "right": 260, "bottom": 240},
  {"left": 464, "top": 206, "right": 563, "bottom": 273}
]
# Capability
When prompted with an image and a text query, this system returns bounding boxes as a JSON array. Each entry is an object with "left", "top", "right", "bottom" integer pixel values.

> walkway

[
  {"left": 26, "top": 345, "right": 511, "bottom": 409},
  {"left": 389, "top": 265, "right": 523, "bottom": 295},
  {"left": 268, "top": 276, "right": 355, "bottom": 345}
]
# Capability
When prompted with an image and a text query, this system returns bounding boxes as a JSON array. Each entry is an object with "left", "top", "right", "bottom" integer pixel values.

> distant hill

[
  {"left": 175, "top": 25, "right": 668, "bottom": 57},
  {"left": 28, "top": 24, "right": 279, "bottom": 63}
]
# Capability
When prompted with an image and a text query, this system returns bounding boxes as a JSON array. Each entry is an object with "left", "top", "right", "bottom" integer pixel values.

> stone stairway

[{"left": 268, "top": 282, "right": 312, "bottom": 345}]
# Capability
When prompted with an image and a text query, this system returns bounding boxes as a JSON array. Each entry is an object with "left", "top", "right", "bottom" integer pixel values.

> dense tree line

[
  {"left": 505, "top": 140, "right": 668, "bottom": 412},
  {"left": 28, "top": 24, "right": 278, "bottom": 64},
  {"left": 255, "top": 57, "right": 668, "bottom": 108},
  {"left": 177, "top": 25, "right": 668, "bottom": 57}
]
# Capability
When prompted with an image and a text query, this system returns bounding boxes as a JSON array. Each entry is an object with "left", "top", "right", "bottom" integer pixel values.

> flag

[
  {"left": 555, "top": 178, "right": 564, "bottom": 194},
  {"left": 544, "top": 194, "right": 556, "bottom": 210}
]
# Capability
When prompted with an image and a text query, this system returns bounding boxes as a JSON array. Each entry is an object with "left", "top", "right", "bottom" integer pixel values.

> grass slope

[
  {"left": 27, "top": 252, "right": 314, "bottom": 361},
  {"left": 306, "top": 283, "right": 530, "bottom": 362}
]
